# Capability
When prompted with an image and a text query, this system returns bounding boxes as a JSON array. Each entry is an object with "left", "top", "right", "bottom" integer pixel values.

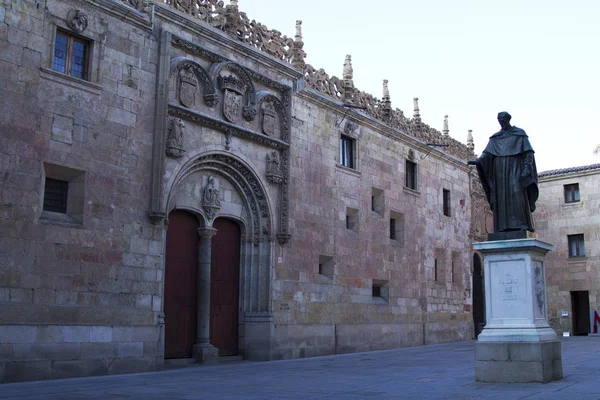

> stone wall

[
  {"left": 536, "top": 165, "right": 600, "bottom": 334},
  {"left": 0, "top": 0, "right": 477, "bottom": 382}
]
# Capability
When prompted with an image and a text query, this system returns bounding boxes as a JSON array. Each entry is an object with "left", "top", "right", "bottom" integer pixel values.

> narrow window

[
  {"left": 345, "top": 207, "right": 359, "bottom": 232},
  {"left": 53, "top": 30, "right": 90, "bottom": 80},
  {"left": 372, "top": 284, "right": 381, "bottom": 298},
  {"left": 451, "top": 261, "right": 455, "bottom": 283},
  {"left": 318, "top": 255, "right": 334, "bottom": 278},
  {"left": 564, "top": 184, "right": 580, "bottom": 203},
  {"left": 443, "top": 189, "right": 451, "bottom": 217},
  {"left": 434, "top": 259, "right": 438, "bottom": 281},
  {"left": 389, "top": 211, "right": 405, "bottom": 245},
  {"left": 390, "top": 218, "right": 396, "bottom": 240},
  {"left": 406, "top": 160, "right": 417, "bottom": 190},
  {"left": 339, "top": 135, "right": 355, "bottom": 169},
  {"left": 43, "top": 178, "right": 69, "bottom": 214},
  {"left": 568, "top": 234, "right": 585, "bottom": 257}
]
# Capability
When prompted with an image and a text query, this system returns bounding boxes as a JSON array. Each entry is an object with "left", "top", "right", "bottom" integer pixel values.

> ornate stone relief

[
  {"left": 202, "top": 176, "right": 221, "bottom": 221},
  {"left": 125, "top": 0, "right": 150, "bottom": 12},
  {"left": 534, "top": 265, "right": 545, "bottom": 315},
  {"left": 67, "top": 9, "right": 88, "bottom": 33},
  {"left": 218, "top": 75, "right": 247, "bottom": 124},
  {"left": 261, "top": 102, "right": 277, "bottom": 136},
  {"left": 266, "top": 151, "right": 283, "bottom": 185},
  {"left": 179, "top": 65, "right": 198, "bottom": 108},
  {"left": 165, "top": 116, "right": 185, "bottom": 158},
  {"left": 170, "top": 58, "right": 218, "bottom": 108}
]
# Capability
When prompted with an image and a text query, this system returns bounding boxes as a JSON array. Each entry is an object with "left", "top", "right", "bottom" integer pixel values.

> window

[
  {"left": 372, "top": 280, "right": 389, "bottom": 302},
  {"left": 564, "top": 184, "right": 580, "bottom": 203},
  {"left": 53, "top": 30, "right": 90, "bottom": 80},
  {"left": 452, "top": 252, "right": 460, "bottom": 284},
  {"left": 339, "top": 135, "right": 355, "bottom": 169},
  {"left": 41, "top": 163, "right": 86, "bottom": 225},
  {"left": 372, "top": 284, "right": 381, "bottom": 298},
  {"left": 568, "top": 234, "right": 585, "bottom": 257},
  {"left": 318, "top": 255, "right": 334, "bottom": 279},
  {"left": 443, "top": 189, "right": 451, "bottom": 217},
  {"left": 405, "top": 160, "right": 417, "bottom": 190},
  {"left": 371, "top": 188, "right": 384, "bottom": 216},
  {"left": 345, "top": 207, "right": 359, "bottom": 232},
  {"left": 43, "top": 178, "right": 69, "bottom": 214},
  {"left": 389, "top": 211, "right": 405, "bottom": 245},
  {"left": 434, "top": 259, "right": 438, "bottom": 281}
]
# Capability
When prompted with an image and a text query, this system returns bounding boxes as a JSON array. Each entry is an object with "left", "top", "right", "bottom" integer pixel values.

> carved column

[{"left": 193, "top": 227, "right": 219, "bottom": 364}]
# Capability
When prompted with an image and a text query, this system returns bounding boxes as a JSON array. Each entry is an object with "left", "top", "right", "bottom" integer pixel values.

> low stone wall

[{"left": 0, "top": 325, "right": 162, "bottom": 383}]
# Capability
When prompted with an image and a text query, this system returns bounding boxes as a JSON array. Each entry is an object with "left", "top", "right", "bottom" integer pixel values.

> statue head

[{"left": 497, "top": 111, "right": 512, "bottom": 130}]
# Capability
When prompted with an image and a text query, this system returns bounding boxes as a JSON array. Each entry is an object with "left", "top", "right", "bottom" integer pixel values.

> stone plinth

[
  {"left": 193, "top": 343, "right": 219, "bottom": 364},
  {"left": 473, "top": 238, "right": 562, "bottom": 383}
]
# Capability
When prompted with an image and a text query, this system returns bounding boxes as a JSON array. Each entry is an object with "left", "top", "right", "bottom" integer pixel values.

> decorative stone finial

[
  {"left": 413, "top": 97, "right": 421, "bottom": 121},
  {"left": 230, "top": 0, "right": 238, "bottom": 7},
  {"left": 343, "top": 55, "right": 353, "bottom": 81},
  {"left": 443, "top": 115, "right": 449, "bottom": 137},
  {"left": 467, "top": 129, "right": 474, "bottom": 152},
  {"left": 382, "top": 79, "right": 390, "bottom": 100},
  {"left": 295, "top": 20, "right": 302, "bottom": 41}
]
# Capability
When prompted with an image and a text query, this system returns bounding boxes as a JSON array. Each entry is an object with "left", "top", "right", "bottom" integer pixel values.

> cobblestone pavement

[{"left": 0, "top": 337, "right": 599, "bottom": 400}]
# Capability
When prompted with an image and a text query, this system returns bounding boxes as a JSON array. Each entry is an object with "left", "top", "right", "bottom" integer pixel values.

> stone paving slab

[{"left": 0, "top": 337, "right": 599, "bottom": 399}]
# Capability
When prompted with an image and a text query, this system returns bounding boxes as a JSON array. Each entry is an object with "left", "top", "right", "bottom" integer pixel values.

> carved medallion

[
  {"left": 262, "top": 102, "right": 277, "bottom": 136},
  {"left": 178, "top": 66, "right": 197, "bottom": 108},
  {"left": 67, "top": 9, "right": 88, "bottom": 33}
]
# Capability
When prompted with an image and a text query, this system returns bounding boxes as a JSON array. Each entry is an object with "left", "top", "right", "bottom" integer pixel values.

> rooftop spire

[
  {"left": 382, "top": 79, "right": 390, "bottom": 101},
  {"left": 413, "top": 97, "right": 421, "bottom": 121},
  {"left": 295, "top": 20, "right": 302, "bottom": 41},
  {"left": 443, "top": 115, "right": 449, "bottom": 137},
  {"left": 342, "top": 54, "right": 353, "bottom": 80},
  {"left": 467, "top": 129, "right": 474, "bottom": 153}
]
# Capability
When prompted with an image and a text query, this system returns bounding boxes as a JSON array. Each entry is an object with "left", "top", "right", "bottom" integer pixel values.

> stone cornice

[
  {"left": 81, "top": 0, "right": 152, "bottom": 30},
  {"left": 153, "top": 4, "right": 303, "bottom": 85},
  {"left": 297, "top": 88, "right": 470, "bottom": 172}
]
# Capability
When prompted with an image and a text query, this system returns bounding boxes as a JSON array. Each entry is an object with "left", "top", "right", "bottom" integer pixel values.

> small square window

[
  {"left": 371, "top": 188, "right": 384, "bottom": 216},
  {"left": 346, "top": 207, "right": 359, "bottom": 232},
  {"left": 568, "top": 234, "right": 585, "bottom": 257},
  {"left": 318, "top": 255, "right": 334, "bottom": 278},
  {"left": 564, "top": 184, "right": 580, "bottom": 203},
  {"left": 340, "top": 135, "right": 355, "bottom": 169},
  {"left": 443, "top": 189, "right": 451, "bottom": 217},
  {"left": 372, "top": 280, "right": 389, "bottom": 302},
  {"left": 389, "top": 211, "right": 405, "bottom": 245},
  {"left": 43, "top": 178, "right": 69, "bottom": 214},
  {"left": 53, "top": 29, "right": 90, "bottom": 80},
  {"left": 406, "top": 160, "right": 417, "bottom": 190}
]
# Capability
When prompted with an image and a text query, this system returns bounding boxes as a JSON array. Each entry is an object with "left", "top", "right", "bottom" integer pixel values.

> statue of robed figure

[{"left": 468, "top": 112, "right": 539, "bottom": 235}]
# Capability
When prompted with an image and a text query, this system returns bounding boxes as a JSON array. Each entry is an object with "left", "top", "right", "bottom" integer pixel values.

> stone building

[
  {"left": 535, "top": 164, "right": 600, "bottom": 336},
  {"left": 0, "top": 0, "right": 477, "bottom": 382}
]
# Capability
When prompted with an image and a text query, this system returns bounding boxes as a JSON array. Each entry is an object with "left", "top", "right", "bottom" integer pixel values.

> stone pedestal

[
  {"left": 193, "top": 343, "right": 219, "bottom": 364},
  {"left": 473, "top": 238, "right": 562, "bottom": 383}
]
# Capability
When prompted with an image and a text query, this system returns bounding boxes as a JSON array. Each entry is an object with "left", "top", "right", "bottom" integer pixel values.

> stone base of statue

[
  {"left": 193, "top": 343, "right": 219, "bottom": 364},
  {"left": 473, "top": 238, "right": 562, "bottom": 383}
]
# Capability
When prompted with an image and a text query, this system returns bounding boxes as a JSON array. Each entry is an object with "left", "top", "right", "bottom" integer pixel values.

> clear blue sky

[{"left": 241, "top": 0, "right": 599, "bottom": 172}]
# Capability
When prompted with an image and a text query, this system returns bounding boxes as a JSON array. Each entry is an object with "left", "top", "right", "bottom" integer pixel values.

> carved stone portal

[
  {"left": 179, "top": 65, "right": 198, "bottom": 108},
  {"left": 261, "top": 102, "right": 277, "bottom": 136},
  {"left": 165, "top": 116, "right": 185, "bottom": 158},
  {"left": 266, "top": 151, "right": 283, "bottom": 184},
  {"left": 202, "top": 176, "right": 221, "bottom": 221}
]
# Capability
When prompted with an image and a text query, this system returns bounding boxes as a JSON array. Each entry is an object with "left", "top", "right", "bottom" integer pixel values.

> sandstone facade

[
  {"left": 0, "top": 0, "right": 478, "bottom": 382},
  {"left": 535, "top": 164, "right": 600, "bottom": 335}
]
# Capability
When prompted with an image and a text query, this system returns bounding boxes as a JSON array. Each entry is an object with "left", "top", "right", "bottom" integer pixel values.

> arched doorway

[
  {"left": 210, "top": 218, "right": 241, "bottom": 356},
  {"left": 472, "top": 253, "right": 485, "bottom": 338},
  {"left": 164, "top": 210, "right": 199, "bottom": 358}
]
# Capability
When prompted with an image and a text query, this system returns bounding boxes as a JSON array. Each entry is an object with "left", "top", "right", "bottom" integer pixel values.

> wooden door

[
  {"left": 571, "top": 291, "right": 591, "bottom": 336},
  {"left": 164, "top": 210, "right": 199, "bottom": 358},
  {"left": 210, "top": 218, "right": 240, "bottom": 356}
]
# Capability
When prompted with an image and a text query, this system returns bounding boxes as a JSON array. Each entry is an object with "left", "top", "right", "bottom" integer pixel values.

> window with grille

[
  {"left": 339, "top": 135, "right": 355, "bottom": 169},
  {"left": 443, "top": 189, "right": 451, "bottom": 217},
  {"left": 564, "top": 184, "right": 580, "bottom": 203},
  {"left": 568, "top": 234, "right": 585, "bottom": 257},
  {"left": 43, "top": 178, "right": 69, "bottom": 214},
  {"left": 406, "top": 160, "right": 417, "bottom": 190},
  {"left": 53, "top": 30, "right": 90, "bottom": 80}
]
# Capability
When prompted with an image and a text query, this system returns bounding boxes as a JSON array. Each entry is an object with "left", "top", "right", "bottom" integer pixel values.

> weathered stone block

[
  {"left": 132, "top": 326, "right": 159, "bottom": 342},
  {"left": 53, "top": 359, "right": 109, "bottom": 379},
  {"left": 63, "top": 326, "right": 90, "bottom": 343},
  {"left": 80, "top": 342, "right": 118, "bottom": 359},
  {"left": 0, "top": 325, "right": 36, "bottom": 343},
  {"left": 3, "top": 360, "right": 52, "bottom": 383},
  {"left": 0, "top": 344, "right": 13, "bottom": 362},
  {"left": 117, "top": 342, "right": 143, "bottom": 358},
  {"left": 12, "top": 343, "right": 80, "bottom": 361},
  {"left": 36, "top": 325, "right": 64, "bottom": 343},
  {"left": 107, "top": 356, "right": 155, "bottom": 375},
  {"left": 90, "top": 326, "right": 112, "bottom": 343}
]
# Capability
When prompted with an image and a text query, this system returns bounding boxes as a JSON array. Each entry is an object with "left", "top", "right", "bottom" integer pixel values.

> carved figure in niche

[
  {"left": 178, "top": 65, "right": 197, "bottom": 108},
  {"left": 165, "top": 117, "right": 185, "bottom": 158},
  {"left": 218, "top": 75, "right": 246, "bottom": 123},
  {"left": 127, "top": 0, "right": 150, "bottom": 12},
  {"left": 67, "top": 9, "right": 88, "bottom": 33},
  {"left": 266, "top": 151, "right": 283, "bottom": 184},
  {"left": 261, "top": 102, "right": 277, "bottom": 136},
  {"left": 202, "top": 176, "right": 221, "bottom": 220}
]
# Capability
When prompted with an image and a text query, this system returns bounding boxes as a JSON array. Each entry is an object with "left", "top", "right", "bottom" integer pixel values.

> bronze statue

[{"left": 468, "top": 112, "right": 538, "bottom": 234}]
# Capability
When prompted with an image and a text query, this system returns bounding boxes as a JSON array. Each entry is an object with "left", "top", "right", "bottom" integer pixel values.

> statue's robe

[{"left": 475, "top": 126, "right": 539, "bottom": 232}]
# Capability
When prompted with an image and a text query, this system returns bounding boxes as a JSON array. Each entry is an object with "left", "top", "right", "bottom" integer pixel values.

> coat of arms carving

[
  {"left": 179, "top": 66, "right": 197, "bottom": 108},
  {"left": 261, "top": 102, "right": 277, "bottom": 136},
  {"left": 218, "top": 75, "right": 247, "bottom": 124}
]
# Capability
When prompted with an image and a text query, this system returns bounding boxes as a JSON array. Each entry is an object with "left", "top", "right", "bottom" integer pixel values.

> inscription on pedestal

[
  {"left": 489, "top": 259, "right": 528, "bottom": 320},
  {"left": 499, "top": 273, "right": 519, "bottom": 301}
]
